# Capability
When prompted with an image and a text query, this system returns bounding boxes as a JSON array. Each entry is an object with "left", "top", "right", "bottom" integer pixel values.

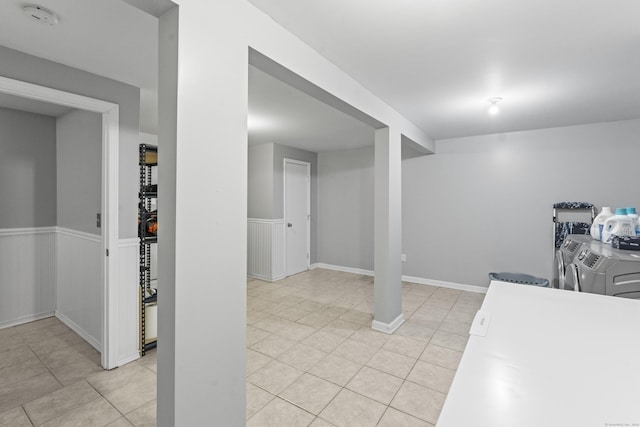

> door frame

[
  {"left": 0, "top": 76, "right": 120, "bottom": 369},
  {"left": 283, "top": 158, "right": 311, "bottom": 276}
]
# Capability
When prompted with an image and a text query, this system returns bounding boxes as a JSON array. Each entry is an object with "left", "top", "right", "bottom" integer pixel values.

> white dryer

[
  {"left": 553, "top": 235, "right": 592, "bottom": 289},
  {"left": 564, "top": 244, "right": 640, "bottom": 299}
]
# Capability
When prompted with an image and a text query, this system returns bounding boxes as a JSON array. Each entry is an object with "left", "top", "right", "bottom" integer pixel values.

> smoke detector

[{"left": 23, "top": 5, "right": 58, "bottom": 26}]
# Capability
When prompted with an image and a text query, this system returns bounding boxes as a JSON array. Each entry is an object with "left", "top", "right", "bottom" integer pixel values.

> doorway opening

[{"left": 0, "top": 75, "right": 120, "bottom": 369}]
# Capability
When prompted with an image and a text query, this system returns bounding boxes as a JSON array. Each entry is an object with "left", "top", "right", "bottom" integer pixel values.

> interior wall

[
  {"left": 0, "top": 107, "right": 56, "bottom": 228},
  {"left": 247, "top": 143, "right": 274, "bottom": 219},
  {"left": 317, "top": 146, "right": 374, "bottom": 270},
  {"left": 402, "top": 119, "right": 640, "bottom": 287},
  {"left": 0, "top": 107, "right": 57, "bottom": 327},
  {"left": 56, "top": 110, "right": 102, "bottom": 235},
  {"left": 0, "top": 45, "right": 140, "bottom": 239},
  {"left": 316, "top": 119, "right": 640, "bottom": 288}
]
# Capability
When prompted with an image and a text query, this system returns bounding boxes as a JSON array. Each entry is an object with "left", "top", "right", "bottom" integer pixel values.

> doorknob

[{"left": 287, "top": 223, "right": 293, "bottom": 227}]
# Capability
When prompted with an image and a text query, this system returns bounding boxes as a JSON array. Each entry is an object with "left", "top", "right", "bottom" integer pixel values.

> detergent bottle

[
  {"left": 627, "top": 207, "right": 639, "bottom": 236},
  {"left": 590, "top": 207, "right": 613, "bottom": 241},
  {"left": 602, "top": 208, "right": 635, "bottom": 243}
]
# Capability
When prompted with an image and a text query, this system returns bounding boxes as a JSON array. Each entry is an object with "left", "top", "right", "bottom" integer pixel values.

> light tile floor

[
  {"left": 0, "top": 268, "right": 483, "bottom": 426},
  {"left": 245, "top": 269, "right": 484, "bottom": 427},
  {"left": 0, "top": 315, "right": 157, "bottom": 426}
]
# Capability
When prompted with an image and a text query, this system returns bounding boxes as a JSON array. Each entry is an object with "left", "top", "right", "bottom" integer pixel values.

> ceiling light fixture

[
  {"left": 23, "top": 5, "right": 58, "bottom": 26},
  {"left": 488, "top": 97, "right": 502, "bottom": 115}
]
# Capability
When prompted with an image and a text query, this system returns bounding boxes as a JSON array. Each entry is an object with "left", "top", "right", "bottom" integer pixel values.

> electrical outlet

[{"left": 401, "top": 254, "right": 407, "bottom": 262}]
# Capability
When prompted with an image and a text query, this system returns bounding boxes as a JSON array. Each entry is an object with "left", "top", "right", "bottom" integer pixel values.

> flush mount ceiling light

[
  {"left": 488, "top": 97, "right": 502, "bottom": 115},
  {"left": 23, "top": 5, "right": 58, "bottom": 26}
]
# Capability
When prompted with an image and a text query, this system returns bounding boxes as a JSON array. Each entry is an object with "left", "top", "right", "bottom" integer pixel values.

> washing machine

[
  {"left": 564, "top": 243, "right": 640, "bottom": 299},
  {"left": 553, "top": 235, "right": 593, "bottom": 289}
]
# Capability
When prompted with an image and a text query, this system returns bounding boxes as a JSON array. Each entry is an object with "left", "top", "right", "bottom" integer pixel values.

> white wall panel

[
  {"left": 0, "top": 228, "right": 56, "bottom": 328},
  {"left": 56, "top": 228, "right": 102, "bottom": 350},
  {"left": 117, "top": 238, "right": 140, "bottom": 365},
  {"left": 247, "top": 219, "right": 285, "bottom": 282}
]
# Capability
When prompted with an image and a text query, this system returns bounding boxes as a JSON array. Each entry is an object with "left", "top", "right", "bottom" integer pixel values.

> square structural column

[
  {"left": 157, "top": 3, "right": 247, "bottom": 426},
  {"left": 372, "top": 127, "right": 404, "bottom": 334}
]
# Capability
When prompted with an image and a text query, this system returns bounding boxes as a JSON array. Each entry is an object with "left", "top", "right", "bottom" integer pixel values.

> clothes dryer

[
  {"left": 553, "top": 235, "right": 592, "bottom": 289},
  {"left": 564, "top": 244, "right": 640, "bottom": 299}
]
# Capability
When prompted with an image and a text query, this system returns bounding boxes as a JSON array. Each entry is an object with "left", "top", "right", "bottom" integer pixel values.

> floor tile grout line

[{"left": 20, "top": 405, "right": 36, "bottom": 427}]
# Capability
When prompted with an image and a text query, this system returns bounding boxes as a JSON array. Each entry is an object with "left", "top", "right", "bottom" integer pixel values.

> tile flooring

[
  {"left": 0, "top": 268, "right": 483, "bottom": 426},
  {"left": 0, "top": 315, "right": 157, "bottom": 426}
]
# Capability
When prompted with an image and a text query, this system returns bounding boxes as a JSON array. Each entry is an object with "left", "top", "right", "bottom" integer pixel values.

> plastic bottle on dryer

[
  {"left": 627, "top": 207, "right": 639, "bottom": 236},
  {"left": 590, "top": 206, "right": 613, "bottom": 241},
  {"left": 602, "top": 208, "right": 635, "bottom": 243}
]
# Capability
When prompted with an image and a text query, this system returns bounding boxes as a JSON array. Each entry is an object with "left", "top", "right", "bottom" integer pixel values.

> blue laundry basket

[{"left": 489, "top": 272, "right": 549, "bottom": 287}]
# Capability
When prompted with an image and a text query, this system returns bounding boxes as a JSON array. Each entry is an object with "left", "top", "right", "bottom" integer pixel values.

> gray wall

[
  {"left": 317, "top": 147, "right": 374, "bottom": 270},
  {"left": 315, "top": 119, "right": 640, "bottom": 288},
  {"left": 56, "top": 110, "right": 102, "bottom": 234},
  {"left": 402, "top": 119, "right": 640, "bottom": 287},
  {"left": 0, "top": 107, "right": 57, "bottom": 228},
  {"left": 0, "top": 46, "right": 140, "bottom": 239},
  {"left": 247, "top": 143, "right": 274, "bottom": 219}
]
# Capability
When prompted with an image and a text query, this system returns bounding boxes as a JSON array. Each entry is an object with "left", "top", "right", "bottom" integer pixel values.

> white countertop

[{"left": 437, "top": 281, "right": 640, "bottom": 427}]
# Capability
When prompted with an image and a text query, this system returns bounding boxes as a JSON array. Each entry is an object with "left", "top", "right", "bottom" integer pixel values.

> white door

[{"left": 284, "top": 159, "right": 310, "bottom": 276}]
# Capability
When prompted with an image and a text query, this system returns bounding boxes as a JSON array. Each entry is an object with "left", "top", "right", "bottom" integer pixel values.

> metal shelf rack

[{"left": 139, "top": 143, "right": 158, "bottom": 355}]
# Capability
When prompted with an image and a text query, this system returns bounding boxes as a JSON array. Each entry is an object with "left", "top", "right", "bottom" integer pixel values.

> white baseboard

[
  {"left": 0, "top": 312, "right": 55, "bottom": 330},
  {"left": 310, "top": 263, "right": 374, "bottom": 277},
  {"left": 401, "top": 275, "right": 488, "bottom": 294},
  {"left": 248, "top": 273, "right": 286, "bottom": 283},
  {"left": 56, "top": 310, "right": 102, "bottom": 352},
  {"left": 310, "top": 263, "right": 488, "bottom": 294},
  {"left": 371, "top": 313, "right": 405, "bottom": 334}
]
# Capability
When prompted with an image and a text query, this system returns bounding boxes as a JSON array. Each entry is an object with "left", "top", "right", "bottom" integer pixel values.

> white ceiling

[
  {"left": 249, "top": 0, "right": 640, "bottom": 140},
  {"left": 2, "top": 0, "right": 639, "bottom": 147},
  {"left": 0, "top": 0, "right": 159, "bottom": 132}
]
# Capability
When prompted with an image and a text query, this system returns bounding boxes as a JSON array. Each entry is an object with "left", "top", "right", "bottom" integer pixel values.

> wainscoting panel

[
  {"left": 0, "top": 228, "right": 56, "bottom": 328},
  {"left": 248, "top": 219, "right": 285, "bottom": 282},
  {"left": 117, "top": 238, "right": 140, "bottom": 365},
  {"left": 56, "top": 228, "right": 102, "bottom": 350}
]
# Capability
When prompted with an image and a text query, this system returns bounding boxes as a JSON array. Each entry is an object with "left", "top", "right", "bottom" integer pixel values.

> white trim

[
  {"left": 0, "top": 76, "right": 121, "bottom": 370},
  {"left": 311, "top": 263, "right": 374, "bottom": 277},
  {"left": 248, "top": 218, "right": 285, "bottom": 224},
  {"left": 283, "top": 158, "right": 311, "bottom": 276},
  {"left": 56, "top": 227, "right": 102, "bottom": 243},
  {"left": 0, "top": 312, "right": 55, "bottom": 330},
  {"left": 56, "top": 310, "right": 101, "bottom": 352},
  {"left": 0, "top": 227, "right": 57, "bottom": 237},
  {"left": 402, "top": 275, "right": 488, "bottom": 294},
  {"left": 311, "top": 263, "right": 488, "bottom": 294},
  {"left": 371, "top": 313, "right": 405, "bottom": 334},
  {"left": 247, "top": 273, "right": 286, "bottom": 283}
]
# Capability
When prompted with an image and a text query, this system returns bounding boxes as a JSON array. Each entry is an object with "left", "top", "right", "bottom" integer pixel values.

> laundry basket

[{"left": 489, "top": 272, "right": 549, "bottom": 287}]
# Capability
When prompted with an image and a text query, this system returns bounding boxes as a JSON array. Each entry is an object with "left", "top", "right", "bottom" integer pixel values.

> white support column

[
  {"left": 372, "top": 127, "right": 405, "bottom": 334},
  {"left": 157, "top": 3, "right": 247, "bottom": 426}
]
